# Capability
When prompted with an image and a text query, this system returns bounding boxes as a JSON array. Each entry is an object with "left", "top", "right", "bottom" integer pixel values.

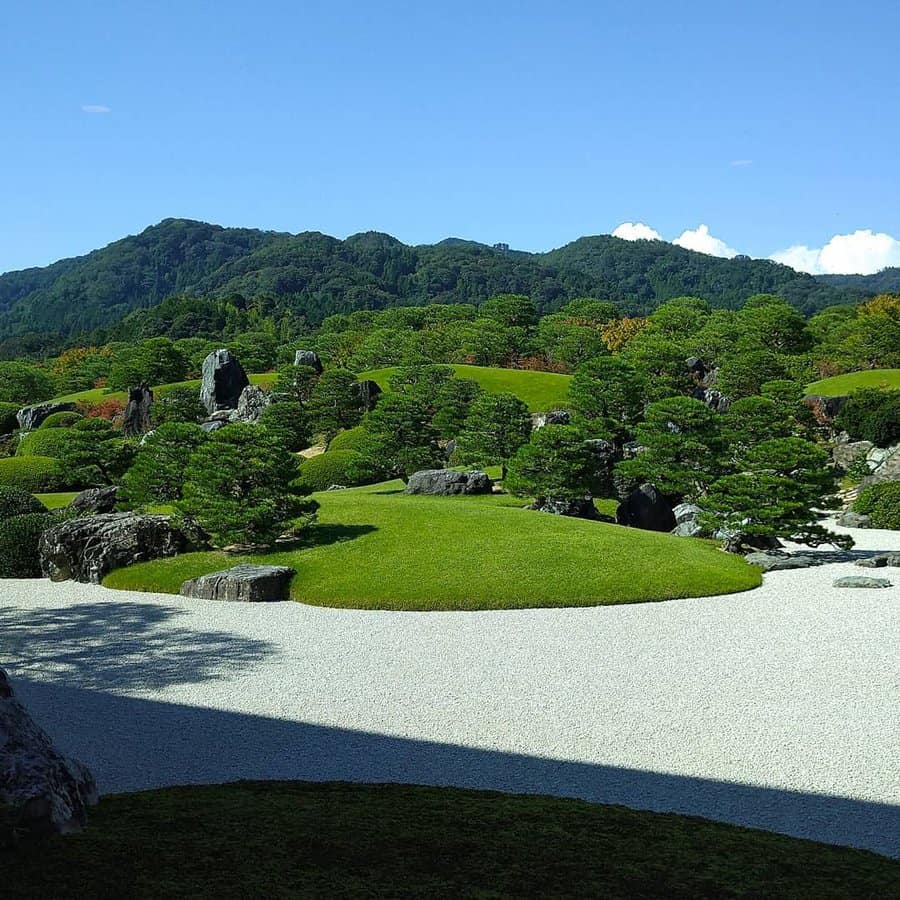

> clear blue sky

[{"left": 1, "top": 0, "right": 898, "bottom": 274}]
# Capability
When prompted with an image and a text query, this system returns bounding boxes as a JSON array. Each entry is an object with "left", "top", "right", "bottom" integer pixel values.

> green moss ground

[
  {"left": 806, "top": 368, "right": 900, "bottom": 397},
  {"left": 362, "top": 364, "right": 572, "bottom": 411},
  {"left": 104, "top": 481, "right": 759, "bottom": 609},
  {"left": 4, "top": 782, "right": 897, "bottom": 899}
]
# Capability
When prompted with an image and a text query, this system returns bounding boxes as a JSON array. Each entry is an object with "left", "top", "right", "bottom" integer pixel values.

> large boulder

[
  {"left": 616, "top": 483, "right": 676, "bottom": 532},
  {"left": 832, "top": 435, "right": 875, "bottom": 470},
  {"left": 68, "top": 486, "right": 118, "bottom": 515},
  {"left": 181, "top": 564, "right": 296, "bottom": 602},
  {"left": 200, "top": 349, "right": 249, "bottom": 415},
  {"left": 352, "top": 379, "right": 382, "bottom": 412},
  {"left": 230, "top": 384, "right": 272, "bottom": 424},
  {"left": 122, "top": 384, "right": 153, "bottom": 437},
  {"left": 405, "top": 469, "right": 493, "bottom": 496},
  {"left": 294, "top": 349, "right": 323, "bottom": 374},
  {"left": 671, "top": 502, "right": 703, "bottom": 537},
  {"left": 531, "top": 497, "right": 598, "bottom": 519},
  {"left": 39, "top": 513, "right": 189, "bottom": 584},
  {"left": 1, "top": 668, "right": 98, "bottom": 840},
  {"left": 16, "top": 402, "right": 77, "bottom": 431}
]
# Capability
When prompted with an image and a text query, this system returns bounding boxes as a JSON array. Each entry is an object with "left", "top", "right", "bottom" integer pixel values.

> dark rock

[
  {"left": 122, "top": 384, "right": 153, "bottom": 437},
  {"left": 746, "top": 552, "right": 821, "bottom": 572},
  {"left": 200, "top": 349, "right": 249, "bottom": 414},
  {"left": 837, "top": 511, "right": 872, "bottom": 529},
  {"left": 180, "top": 564, "right": 295, "bottom": 602},
  {"left": 405, "top": 469, "right": 493, "bottom": 496},
  {"left": 531, "top": 409, "right": 571, "bottom": 429},
  {"left": 616, "top": 483, "right": 676, "bottom": 532},
  {"left": 39, "top": 513, "right": 189, "bottom": 584},
  {"left": 671, "top": 502, "right": 703, "bottom": 537},
  {"left": 833, "top": 576, "right": 893, "bottom": 589},
  {"left": 804, "top": 394, "right": 848, "bottom": 426},
  {"left": 294, "top": 350, "right": 323, "bottom": 374},
  {"left": 352, "top": 379, "right": 382, "bottom": 412},
  {"left": 231, "top": 385, "right": 272, "bottom": 424},
  {"left": 68, "top": 486, "right": 118, "bottom": 515},
  {"left": 16, "top": 402, "right": 78, "bottom": 431},
  {"left": 0, "top": 667, "right": 98, "bottom": 839},
  {"left": 531, "top": 497, "right": 598, "bottom": 519}
]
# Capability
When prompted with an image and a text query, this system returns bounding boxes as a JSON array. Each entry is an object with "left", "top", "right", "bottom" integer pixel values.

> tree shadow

[
  {"left": 289, "top": 523, "right": 377, "bottom": 550},
  {"left": 0, "top": 602, "right": 275, "bottom": 692}
]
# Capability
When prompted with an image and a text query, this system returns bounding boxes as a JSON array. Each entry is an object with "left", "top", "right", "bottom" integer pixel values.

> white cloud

[
  {"left": 672, "top": 224, "right": 738, "bottom": 258},
  {"left": 81, "top": 104, "right": 111, "bottom": 114},
  {"left": 612, "top": 221, "right": 663, "bottom": 241},
  {"left": 770, "top": 229, "right": 900, "bottom": 275}
]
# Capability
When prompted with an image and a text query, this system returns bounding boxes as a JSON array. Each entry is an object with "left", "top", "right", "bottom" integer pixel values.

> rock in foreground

[
  {"left": 405, "top": 469, "right": 493, "bottom": 496},
  {"left": 1, "top": 668, "right": 98, "bottom": 840},
  {"left": 181, "top": 564, "right": 296, "bottom": 602},
  {"left": 39, "top": 513, "right": 188, "bottom": 583}
]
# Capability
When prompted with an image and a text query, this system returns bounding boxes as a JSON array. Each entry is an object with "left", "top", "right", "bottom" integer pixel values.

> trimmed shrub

[
  {"left": 328, "top": 426, "right": 369, "bottom": 452},
  {"left": 294, "top": 450, "right": 365, "bottom": 493},
  {"left": 0, "top": 457, "right": 65, "bottom": 492},
  {"left": 38, "top": 411, "right": 84, "bottom": 429},
  {"left": 0, "top": 485, "right": 45, "bottom": 520},
  {"left": 0, "top": 402, "right": 20, "bottom": 434},
  {"left": 16, "top": 428, "right": 76, "bottom": 458},
  {"left": 854, "top": 482, "right": 900, "bottom": 530},
  {"left": 836, "top": 389, "right": 900, "bottom": 448},
  {"left": 0, "top": 512, "right": 53, "bottom": 577}
]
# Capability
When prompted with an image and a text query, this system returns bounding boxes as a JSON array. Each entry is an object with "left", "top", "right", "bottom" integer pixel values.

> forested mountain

[
  {"left": 817, "top": 268, "right": 900, "bottom": 294},
  {"left": 0, "top": 218, "right": 868, "bottom": 342}
]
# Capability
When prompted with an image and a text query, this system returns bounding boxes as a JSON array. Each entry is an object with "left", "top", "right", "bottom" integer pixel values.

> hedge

[
  {"left": 39, "top": 410, "right": 84, "bottom": 429},
  {"left": 0, "top": 485, "right": 46, "bottom": 520},
  {"left": 294, "top": 450, "right": 364, "bottom": 494},
  {"left": 16, "top": 427, "right": 76, "bottom": 459},
  {"left": 0, "top": 457, "right": 65, "bottom": 492},
  {"left": 0, "top": 402, "right": 20, "bottom": 434},
  {"left": 854, "top": 482, "right": 900, "bottom": 530},
  {"left": 0, "top": 512, "right": 53, "bottom": 577},
  {"left": 327, "top": 426, "right": 370, "bottom": 452}
]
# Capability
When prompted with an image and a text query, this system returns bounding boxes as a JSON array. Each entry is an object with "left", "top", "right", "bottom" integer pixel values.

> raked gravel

[{"left": 2, "top": 520, "right": 898, "bottom": 857}]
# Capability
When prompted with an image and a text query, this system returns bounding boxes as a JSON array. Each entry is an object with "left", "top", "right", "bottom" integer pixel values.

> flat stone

[
  {"left": 181, "top": 564, "right": 296, "bottom": 602},
  {"left": 832, "top": 576, "right": 893, "bottom": 589},
  {"left": 855, "top": 556, "right": 888, "bottom": 568},
  {"left": 746, "top": 552, "right": 821, "bottom": 572}
]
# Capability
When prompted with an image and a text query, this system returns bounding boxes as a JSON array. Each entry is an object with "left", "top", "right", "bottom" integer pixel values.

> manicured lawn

[
  {"left": 4, "top": 782, "right": 897, "bottom": 899},
  {"left": 806, "top": 368, "right": 900, "bottom": 397},
  {"left": 104, "top": 481, "right": 760, "bottom": 609},
  {"left": 362, "top": 364, "right": 572, "bottom": 411},
  {"left": 51, "top": 373, "right": 277, "bottom": 405},
  {"left": 35, "top": 491, "right": 78, "bottom": 509}
]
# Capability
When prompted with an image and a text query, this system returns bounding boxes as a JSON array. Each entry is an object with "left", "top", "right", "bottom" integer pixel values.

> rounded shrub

[
  {"left": 39, "top": 411, "right": 84, "bottom": 429},
  {"left": 294, "top": 450, "right": 364, "bottom": 493},
  {"left": 0, "top": 457, "right": 65, "bottom": 492},
  {"left": 854, "top": 482, "right": 900, "bottom": 530},
  {"left": 327, "top": 426, "right": 369, "bottom": 452},
  {"left": 16, "top": 427, "right": 76, "bottom": 458},
  {"left": 0, "top": 512, "right": 53, "bottom": 577},
  {"left": 0, "top": 402, "right": 20, "bottom": 434},
  {"left": 0, "top": 485, "right": 46, "bottom": 520}
]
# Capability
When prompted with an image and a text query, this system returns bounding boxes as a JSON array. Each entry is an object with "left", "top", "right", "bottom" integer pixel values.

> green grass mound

[
  {"left": 38, "top": 410, "right": 84, "bottom": 429},
  {"left": 105, "top": 482, "right": 760, "bottom": 609},
  {"left": 51, "top": 373, "right": 276, "bottom": 405},
  {"left": 0, "top": 457, "right": 64, "bottom": 492},
  {"left": 294, "top": 450, "right": 365, "bottom": 493},
  {"left": 4, "top": 782, "right": 897, "bottom": 899},
  {"left": 807, "top": 368, "right": 900, "bottom": 397},
  {"left": 16, "top": 427, "right": 74, "bottom": 458},
  {"left": 362, "top": 364, "right": 572, "bottom": 412},
  {"left": 327, "top": 425, "right": 369, "bottom": 452}
]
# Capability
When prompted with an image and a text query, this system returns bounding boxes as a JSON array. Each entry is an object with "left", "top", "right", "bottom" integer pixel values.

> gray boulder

[
  {"left": 352, "top": 379, "right": 382, "bottom": 412},
  {"left": 1, "top": 668, "right": 98, "bottom": 839},
  {"left": 616, "top": 483, "right": 676, "bottom": 532},
  {"left": 531, "top": 409, "right": 571, "bottom": 429},
  {"left": 200, "top": 349, "right": 249, "bottom": 414},
  {"left": 181, "top": 564, "right": 296, "bottom": 602},
  {"left": 833, "top": 576, "right": 893, "bottom": 589},
  {"left": 531, "top": 497, "right": 598, "bottom": 519},
  {"left": 231, "top": 384, "right": 272, "bottom": 424},
  {"left": 200, "top": 420, "right": 227, "bottom": 433},
  {"left": 68, "top": 486, "right": 118, "bottom": 515},
  {"left": 746, "top": 552, "right": 822, "bottom": 572},
  {"left": 671, "top": 502, "right": 703, "bottom": 537},
  {"left": 405, "top": 469, "right": 493, "bottom": 496},
  {"left": 294, "top": 349, "right": 323, "bottom": 374},
  {"left": 856, "top": 554, "right": 900, "bottom": 568},
  {"left": 122, "top": 384, "right": 153, "bottom": 437},
  {"left": 16, "top": 402, "right": 77, "bottom": 431},
  {"left": 837, "top": 511, "right": 872, "bottom": 529},
  {"left": 39, "top": 513, "right": 189, "bottom": 584},
  {"left": 832, "top": 436, "right": 875, "bottom": 470}
]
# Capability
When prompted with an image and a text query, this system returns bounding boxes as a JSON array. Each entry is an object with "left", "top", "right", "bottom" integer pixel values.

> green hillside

[{"left": 806, "top": 369, "right": 900, "bottom": 396}]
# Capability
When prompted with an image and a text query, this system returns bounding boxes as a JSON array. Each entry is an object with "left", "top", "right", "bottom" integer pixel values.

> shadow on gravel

[
  {"left": 0, "top": 602, "right": 276, "bottom": 691},
  {"left": 10, "top": 678, "right": 899, "bottom": 860}
]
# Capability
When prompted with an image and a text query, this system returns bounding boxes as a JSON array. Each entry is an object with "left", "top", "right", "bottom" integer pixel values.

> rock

[
  {"left": 694, "top": 388, "right": 730, "bottom": 414},
  {"left": 325, "top": 484, "right": 348, "bottom": 491},
  {"left": 855, "top": 556, "right": 888, "bottom": 568},
  {"left": 616, "top": 483, "right": 676, "bottom": 532},
  {"left": 15, "top": 402, "right": 78, "bottom": 431},
  {"left": 671, "top": 502, "right": 703, "bottom": 537},
  {"left": 837, "top": 511, "right": 872, "bottom": 528},
  {"left": 0, "top": 667, "right": 98, "bottom": 839},
  {"left": 200, "top": 349, "right": 249, "bottom": 414},
  {"left": 442, "top": 438, "right": 458, "bottom": 461},
  {"left": 200, "top": 420, "right": 227, "bottom": 433},
  {"left": 352, "top": 379, "right": 382, "bottom": 412},
  {"left": 231, "top": 385, "right": 272, "bottom": 424},
  {"left": 180, "top": 564, "right": 296, "bottom": 602},
  {"left": 860, "top": 442, "right": 900, "bottom": 487},
  {"left": 530, "top": 497, "right": 598, "bottom": 519},
  {"left": 746, "top": 552, "right": 822, "bottom": 572},
  {"left": 832, "top": 435, "right": 875, "bottom": 470},
  {"left": 68, "top": 486, "right": 118, "bottom": 515},
  {"left": 122, "top": 384, "right": 153, "bottom": 437},
  {"left": 405, "top": 469, "right": 493, "bottom": 496},
  {"left": 833, "top": 576, "right": 893, "bottom": 589},
  {"left": 531, "top": 409, "right": 570, "bottom": 429},
  {"left": 687, "top": 358, "right": 730, "bottom": 413},
  {"left": 39, "top": 513, "right": 189, "bottom": 584},
  {"left": 803, "top": 394, "right": 848, "bottom": 426},
  {"left": 293, "top": 350, "right": 323, "bottom": 374}
]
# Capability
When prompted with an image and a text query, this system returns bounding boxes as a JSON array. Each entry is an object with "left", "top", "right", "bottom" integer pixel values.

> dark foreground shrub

[
  {"left": 854, "top": 482, "right": 900, "bottom": 529},
  {"left": 0, "top": 457, "right": 64, "bottom": 492},
  {"left": 0, "top": 512, "right": 53, "bottom": 577},
  {"left": 0, "top": 485, "right": 46, "bottom": 520}
]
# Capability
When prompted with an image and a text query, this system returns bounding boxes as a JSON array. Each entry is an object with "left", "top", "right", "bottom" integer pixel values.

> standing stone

[
  {"left": 180, "top": 564, "right": 296, "bottom": 602},
  {"left": 352, "top": 379, "right": 382, "bottom": 412},
  {"left": 122, "top": 384, "right": 153, "bottom": 437},
  {"left": 294, "top": 350, "right": 323, "bottom": 374},
  {"left": 1, "top": 668, "right": 98, "bottom": 839},
  {"left": 616, "top": 483, "right": 676, "bottom": 532},
  {"left": 200, "top": 349, "right": 249, "bottom": 415},
  {"left": 15, "top": 402, "right": 77, "bottom": 431}
]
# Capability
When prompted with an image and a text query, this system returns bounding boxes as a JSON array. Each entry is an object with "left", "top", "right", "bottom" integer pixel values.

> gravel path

[{"left": 2, "top": 521, "right": 898, "bottom": 857}]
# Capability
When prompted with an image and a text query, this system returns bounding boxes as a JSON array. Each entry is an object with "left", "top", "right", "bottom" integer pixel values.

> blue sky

[{"left": 1, "top": 0, "right": 898, "bottom": 275}]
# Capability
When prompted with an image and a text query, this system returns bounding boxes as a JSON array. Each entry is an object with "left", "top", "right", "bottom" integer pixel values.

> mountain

[
  {"left": 816, "top": 268, "right": 900, "bottom": 294},
  {"left": 0, "top": 218, "right": 868, "bottom": 341}
]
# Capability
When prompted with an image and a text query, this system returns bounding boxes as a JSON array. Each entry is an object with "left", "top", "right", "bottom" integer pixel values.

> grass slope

[
  {"left": 104, "top": 482, "right": 759, "bottom": 609},
  {"left": 35, "top": 491, "right": 78, "bottom": 509},
  {"left": 52, "top": 372, "right": 276, "bottom": 405},
  {"left": 5, "top": 782, "right": 897, "bottom": 899},
  {"left": 806, "top": 368, "right": 900, "bottom": 396},
  {"left": 362, "top": 364, "right": 572, "bottom": 411}
]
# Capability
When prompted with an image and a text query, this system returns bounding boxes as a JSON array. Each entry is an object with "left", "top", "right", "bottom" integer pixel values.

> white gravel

[{"left": 2, "top": 520, "right": 898, "bottom": 857}]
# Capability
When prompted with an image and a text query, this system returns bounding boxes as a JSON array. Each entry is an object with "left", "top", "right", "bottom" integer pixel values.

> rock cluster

[
  {"left": 15, "top": 402, "right": 77, "bottom": 431},
  {"left": 804, "top": 394, "right": 848, "bottom": 426},
  {"left": 855, "top": 554, "right": 900, "bottom": 568},
  {"left": 200, "top": 349, "right": 249, "bottom": 415},
  {"left": 181, "top": 564, "right": 296, "bottom": 602},
  {"left": 687, "top": 357, "right": 730, "bottom": 413},
  {"left": 405, "top": 469, "right": 493, "bottom": 496},
  {"left": 833, "top": 435, "right": 900, "bottom": 487}
]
